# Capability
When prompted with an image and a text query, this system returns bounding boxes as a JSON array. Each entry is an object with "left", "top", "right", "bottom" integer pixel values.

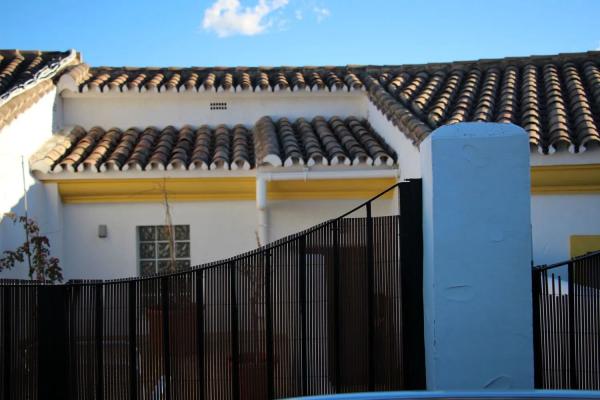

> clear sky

[{"left": 2, "top": 0, "right": 599, "bottom": 67}]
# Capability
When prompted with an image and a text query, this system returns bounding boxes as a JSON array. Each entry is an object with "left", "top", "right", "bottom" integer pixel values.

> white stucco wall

[
  {"left": 366, "top": 101, "right": 421, "bottom": 180},
  {"left": 269, "top": 198, "right": 395, "bottom": 242},
  {"left": 0, "top": 88, "right": 62, "bottom": 279},
  {"left": 60, "top": 196, "right": 393, "bottom": 280},
  {"left": 531, "top": 194, "right": 600, "bottom": 265},
  {"left": 61, "top": 91, "right": 368, "bottom": 130}
]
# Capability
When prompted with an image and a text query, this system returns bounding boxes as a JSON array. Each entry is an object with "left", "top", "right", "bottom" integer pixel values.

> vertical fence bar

[
  {"left": 365, "top": 202, "right": 375, "bottom": 391},
  {"left": 196, "top": 270, "right": 205, "bottom": 400},
  {"left": 230, "top": 261, "right": 240, "bottom": 400},
  {"left": 567, "top": 261, "right": 578, "bottom": 389},
  {"left": 96, "top": 284, "right": 104, "bottom": 400},
  {"left": 161, "top": 278, "right": 171, "bottom": 400},
  {"left": 3, "top": 287, "right": 10, "bottom": 400},
  {"left": 400, "top": 179, "right": 426, "bottom": 389},
  {"left": 532, "top": 269, "right": 543, "bottom": 388},
  {"left": 298, "top": 235, "right": 308, "bottom": 396},
  {"left": 332, "top": 220, "right": 341, "bottom": 393},
  {"left": 264, "top": 251, "right": 274, "bottom": 400},
  {"left": 38, "top": 285, "right": 69, "bottom": 400},
  {"left": 128, "top": 281, "right": 138, "bottom": 400}
]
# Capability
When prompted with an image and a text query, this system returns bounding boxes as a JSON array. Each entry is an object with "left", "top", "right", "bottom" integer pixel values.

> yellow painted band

[
  {"left": 46, "top": 163, "right": 600, "bottom": 203},
  {"left": 531, "top": 164, "right": 600, "bottom": 194},
  {"left": 53, "top": 177, "right": 396, "bottom": 204},
  {"left": 267, "top": 178, "right": 395, "bottom": 200},
  {"left": 570, "top": 235, "right": 600, "bottom": 258}
]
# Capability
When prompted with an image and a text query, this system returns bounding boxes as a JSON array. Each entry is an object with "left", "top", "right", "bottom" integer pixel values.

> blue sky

[{"left": 2, "top": 0, "right": 599, "bottom": 67}]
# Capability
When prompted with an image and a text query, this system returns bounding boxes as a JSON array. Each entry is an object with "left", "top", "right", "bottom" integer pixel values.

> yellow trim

[
  {"left": 53, "top": 177, "right": 396, "bottom": 203},
  {"left": 55, "top": 178, "right": 256, "bottom": 203},
  {"left": 267, "top": 178, "right": 396, "bottom": 200},
  {"left": 531, "top": 164, "right": 600, "bottom": 194},
  {"left": 570, "top": 235, "right": 600, "bottom": 258}
]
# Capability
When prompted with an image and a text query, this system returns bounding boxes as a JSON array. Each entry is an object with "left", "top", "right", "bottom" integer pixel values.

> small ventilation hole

[{"left": 210, "top": 102, "right": 228, "bottom": 110}]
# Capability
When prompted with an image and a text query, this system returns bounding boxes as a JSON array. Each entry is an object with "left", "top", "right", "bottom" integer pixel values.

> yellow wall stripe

[
  {"left": 46, "top": 163, "right": 600, "bottom": 203},
  {"left": 531, "top": 163, "right": 600, "bottom": 194},
  {"left": 52, "top": 177, "right": 397, "bottom": 204}
]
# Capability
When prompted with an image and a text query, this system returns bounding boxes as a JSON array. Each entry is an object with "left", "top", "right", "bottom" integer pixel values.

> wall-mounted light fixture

[{"left": 98, "top": 224, "right": 108, "bottom": 238}]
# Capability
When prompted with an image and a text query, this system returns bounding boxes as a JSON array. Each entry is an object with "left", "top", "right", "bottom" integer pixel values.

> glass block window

[{"left": 137, "top": 225, "right": 191, "bottom": 276}]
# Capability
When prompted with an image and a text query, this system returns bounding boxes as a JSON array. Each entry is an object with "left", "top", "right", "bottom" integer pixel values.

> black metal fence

[
  {"left": 532, "top": 250, "right": 600, "bottom": 390},
  {"left": 0, "top": 180, "right": 425, "bottom": 400}
]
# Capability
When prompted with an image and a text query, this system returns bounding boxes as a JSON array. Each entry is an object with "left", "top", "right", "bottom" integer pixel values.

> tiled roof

[
  {"left": 0, "top": 49, "right": 77, "bottom": 129},
  {"left": 30, "top": 117, "right": 395, "bottom": 174},
  {"left": 56, "top": 51, "right": 600, "bottom": 154},
  {"left": 366, "top": 52, "right": 600, "bottom": 153},
  {"left": 64, "top": 65, "right": 365, "bottom": 93}
]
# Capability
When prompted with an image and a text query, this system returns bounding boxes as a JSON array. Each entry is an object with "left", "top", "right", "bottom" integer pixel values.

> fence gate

[
  {"left": 532, "top": 250, "right": 600, "bottom": 390},
  {"left": 0, "top": 180, "right": 425, "bottom": 400}
]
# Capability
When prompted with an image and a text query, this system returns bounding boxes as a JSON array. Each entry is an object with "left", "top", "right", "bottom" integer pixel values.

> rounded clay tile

[
  {"left": 308, "top": 72, "right": 325, "bottom": 91},
  {"left": 276, "top": 118, "right": 303, "bottom": 166},
  {"left": 201, "top": 73, "right": 216, "bottom": 91},
  {"left": 271, "top": 72, "right": 290, "bottom": 92},
  {"left": 255, "top": 72, "right": 270, "bottom": 92},
  {"left": 236, "top": 72, "right": 252, "bottom": 91},
  {"left": 191, "top": 125, "right": 212, "bottom": 170},
  {"left": 211, "top": 125, "right": 231, "bottom": 169},
  {"left": 312, "top": 116, "right": 347, "bottom": 164},
  {"left": 344, "top": 72, "right": 363, "bottom": 91},
  {"left": 294, "top": 118, "right": 326, "bottom": 166},
  {"left": 231, "top": 124, "right": 252, "bottom": 170},
  {"left": 164, "top": 73, "right": 181, "bottom": 92},
  {"left": 106, "top": 127, "right": 140, "bottom": 170},
  {"left": 127, "top": 73, "right": 147, "bottom": 92},
  {"left": 412, "top": 71, "right": 446, "bottom": 115},
  {"left": 290, "top": 72, "right": 307, "bottom": 91},
  {"left": 399, "top": 72, "right": 429, "bottom": 104},
  {"left": 183, "top": 72, "right": 199, "bottom": 92}
]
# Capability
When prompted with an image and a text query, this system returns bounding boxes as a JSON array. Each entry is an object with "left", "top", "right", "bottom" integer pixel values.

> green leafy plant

[{"left": 0, "top": 214, "right": 63, "bottom": 283}]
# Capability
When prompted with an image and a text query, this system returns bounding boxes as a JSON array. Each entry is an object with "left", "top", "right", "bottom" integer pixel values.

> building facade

[{"left": 1, "top": 49, "right": 599, "bottom": 280}]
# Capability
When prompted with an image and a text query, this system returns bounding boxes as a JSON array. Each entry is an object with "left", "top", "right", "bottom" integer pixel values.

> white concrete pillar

[{"left": 421, "top": 122, "right": 534, "bottom": 390}]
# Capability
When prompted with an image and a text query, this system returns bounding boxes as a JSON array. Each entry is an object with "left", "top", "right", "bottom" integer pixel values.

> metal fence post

[
  {"left": 196, "top": 270, "right": 205, "bottom": 400},
  {"left": 365, "top": 202, "right": 375, "bottom": 391},
  {"left": 3, "top": 287, "right": 10, "bottom": 400},
  {"left": 230, "top": 261, "right": 240, "bottom": 400},
  {"left": 128, "top": 281, "right": 138, "bottom": 400},
  {"left": 38, "top": 285, "right": 69, "bottom": 400},
  {"left": 96, "top": 284, "right": 104, "bottom": 400},
  {"left": 298, "top": 235, "right": 308, "bottom": 396},
  {"left": 332, "top": 220, "right": 341, "bottom": 393},
  {"left": 264, "top": 251, "right": 274, "bottom": 399},
  {"left": 161, "top": 278, "right": 171, "bottom": 400},
  {"left": 567, "top": 261, "right": 578, "bottom": 389},
  {"left": 399, "top": 179, "right": 426, "bottom": 389},
  {"left": 531, "top": 269, "right": 543, "bottom": 389}
]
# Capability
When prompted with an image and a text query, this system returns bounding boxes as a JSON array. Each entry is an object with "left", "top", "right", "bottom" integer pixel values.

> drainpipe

[
  {"left": 255, "top": 168, "right": 400, "bottom": 245},
  {"left": 256, "top": 177, "right": 268, "bottom": 245}
]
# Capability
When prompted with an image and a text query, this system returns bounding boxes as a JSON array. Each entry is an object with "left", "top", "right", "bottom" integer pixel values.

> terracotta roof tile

[
  {"left": 254, "top": 116, "right": 396, "bottom": 167},
  {"left": 36, "top": 117, "right": 392, "bottom": 174},
  {"left": 371, "top": 52, "right": 600, "bottom": 152},
  {"left": 45, "top": 50, "right": 600, "bottom": 154},
  {"left": 73, "top": 67, "right": 368, "bottom": 94}
]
